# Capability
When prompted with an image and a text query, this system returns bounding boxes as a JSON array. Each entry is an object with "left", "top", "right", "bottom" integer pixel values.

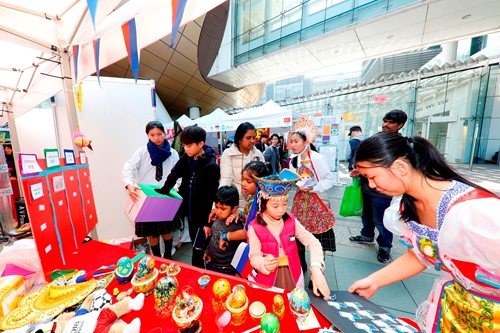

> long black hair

[
  {"left": 289, "top": 130, "right": 317, "bottom": 169},
  {"left": 234, "top": 122, "right": 256, "bottom": 149},
  {"left": 355, "top": 133, "right": 488, "bottom": 223}
]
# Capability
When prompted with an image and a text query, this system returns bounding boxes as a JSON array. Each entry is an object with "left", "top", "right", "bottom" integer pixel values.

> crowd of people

[{"left": 122, "top": 110, "right": 500, "bottom": 332}]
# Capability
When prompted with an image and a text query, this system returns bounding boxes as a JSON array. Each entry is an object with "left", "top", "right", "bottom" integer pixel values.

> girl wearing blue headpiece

[{"left": 247, "top": 170, "right": 331, "bottom": 298}]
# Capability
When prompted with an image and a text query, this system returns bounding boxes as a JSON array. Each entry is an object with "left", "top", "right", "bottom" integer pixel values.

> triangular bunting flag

[
  {"left": 93, "top": 38, "right": 101, "bottom": 86},
  {"left": 122, "top": 18, "right": 140, "bottom": 82},
  {"left": 86, "top": 0, "right": 98, "bottom": 31},
  {"left": 151, "top": 85, "right": 157, "bottom": 111},
  {"left": 170, "top": 0, "right": 188, "bottom": 47},
  {"left": 72, "top": 44, "right": 80, "bottom": 81}
]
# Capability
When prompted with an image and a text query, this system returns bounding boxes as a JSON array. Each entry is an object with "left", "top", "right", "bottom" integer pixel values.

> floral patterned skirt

[{"left": 291, "top": 191, "right": 336, "bottom": 234}]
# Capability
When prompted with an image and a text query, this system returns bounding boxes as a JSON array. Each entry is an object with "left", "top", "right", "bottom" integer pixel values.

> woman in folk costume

[
  {"left": 288, "top": 116, "right": 336, "bottom": 273},
  {"left": 247, "top": 169, "right": 330, "bottom": 297},
  {"left": 349, "top": 133, "right": 500, "bottom": 332}
]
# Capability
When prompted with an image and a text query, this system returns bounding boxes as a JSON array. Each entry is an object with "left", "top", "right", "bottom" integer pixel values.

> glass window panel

[
  {"left": 283, "top": 0, "right": 302, "bottom": 12},
  {"left": 249, "top": 0, "right": 265, "bottom": 30},
  {"left": 324, "top": 12, "right": 352, "bottom": 32},
  {"left": 303, "top": 0, "right": 326, "bottom": 29},
  {"left": 326, "top": 0, "right": 354, "bottom": 18},
  {"left": 353, "top": 2, "right": 387, "bottom": 22}
]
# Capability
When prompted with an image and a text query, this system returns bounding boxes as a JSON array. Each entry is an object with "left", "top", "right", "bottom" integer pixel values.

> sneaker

[
  {"left": 377, "top": 248, "right": 391, "bottom": 263},
  {"left": 349, "top": 235, "right": 375, "bottom": 245}
]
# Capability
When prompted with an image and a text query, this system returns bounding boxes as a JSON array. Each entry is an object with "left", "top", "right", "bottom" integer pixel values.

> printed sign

[
  {"left": 19, "top": 154, "right": 42, "bottom": 176},
  {"left": 30, "top": 182, "right": 44, "bottom": 200},
  {"left": 44, "top": 149, "right": 60, "bottom": 169}
]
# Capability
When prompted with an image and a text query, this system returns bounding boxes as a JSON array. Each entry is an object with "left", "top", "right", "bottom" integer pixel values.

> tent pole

[{"left": 6, "top": 106, "right": 24, "bottom": 198}]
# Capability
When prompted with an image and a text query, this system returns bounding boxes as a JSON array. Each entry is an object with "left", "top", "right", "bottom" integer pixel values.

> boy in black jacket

[{"left": 155, "top": 125, "right": 220, "bottom": 268}]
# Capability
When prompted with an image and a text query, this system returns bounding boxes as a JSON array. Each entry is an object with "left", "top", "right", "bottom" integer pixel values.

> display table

[{"left": 61, "top": 240, "right": 332, "bottom": 332}]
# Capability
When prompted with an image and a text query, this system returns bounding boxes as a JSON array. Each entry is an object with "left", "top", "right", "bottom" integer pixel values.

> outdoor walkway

[{"left": 173, "top": 161, "right": 500, "bottom": 321}]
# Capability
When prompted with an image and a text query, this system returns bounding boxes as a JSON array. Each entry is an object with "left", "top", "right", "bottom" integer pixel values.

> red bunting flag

[
  {"left": 72, "top": 44, "right": 80, "bottom": 81},
  {"left": 122, "top": 18, "right": 140, "bottom": 82}
]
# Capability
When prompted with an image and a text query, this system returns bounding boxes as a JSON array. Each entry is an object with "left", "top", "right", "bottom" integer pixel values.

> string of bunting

[{"left": 72, "top": 0, "right": 189, "bottom": 84}]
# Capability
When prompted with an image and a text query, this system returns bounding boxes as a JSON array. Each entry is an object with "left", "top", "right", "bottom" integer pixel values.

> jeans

[{"left": 360, "top": 193, "right": 393, "bottom": 249}]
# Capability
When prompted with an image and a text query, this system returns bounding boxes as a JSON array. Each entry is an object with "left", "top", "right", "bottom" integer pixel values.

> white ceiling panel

[
  {"left": 426, "top": 0, "right": 498, "bottom": 20},
  {"left": 355, "top": 6, "right": 428, "bottom": 39}
]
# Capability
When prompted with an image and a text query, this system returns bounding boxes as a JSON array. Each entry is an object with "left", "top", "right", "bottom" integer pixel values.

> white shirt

[{"left": 122, "top": 145, "right": 179, "bottom": 187}]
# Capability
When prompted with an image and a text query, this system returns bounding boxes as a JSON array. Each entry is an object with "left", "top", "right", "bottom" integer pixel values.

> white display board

[{"left": 77, "top": 77, "right": 169, "bottom": 239}]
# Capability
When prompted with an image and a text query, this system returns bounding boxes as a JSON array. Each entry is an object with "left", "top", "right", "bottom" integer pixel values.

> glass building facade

[
  {"left": 233, "top": 0, "right": 419, "bottom": 66},
  {"left": 282, "top": 63, "right": 500, "bottom": 164}
]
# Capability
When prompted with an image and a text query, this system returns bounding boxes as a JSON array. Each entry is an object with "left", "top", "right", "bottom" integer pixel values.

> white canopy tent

[
  {"left": 193, "top": 108, "right": 231, "bottom": 132},
  {"left": 220, "top": 100, "right": 293, "bottom": 132}
]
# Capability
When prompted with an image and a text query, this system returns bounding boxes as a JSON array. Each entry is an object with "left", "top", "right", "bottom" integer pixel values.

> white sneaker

[{"left": 171, "top": 247, "right": 176, "bottom": 257}]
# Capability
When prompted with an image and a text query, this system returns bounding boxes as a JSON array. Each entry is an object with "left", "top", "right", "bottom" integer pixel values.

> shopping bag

[{"left": 339, "top": 178, "right": 363, "bottom": 217}]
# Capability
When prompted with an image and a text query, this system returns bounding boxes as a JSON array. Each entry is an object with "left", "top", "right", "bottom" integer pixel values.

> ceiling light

[{"left": 461, "top": 14, "right": 471, "bottom": 19}]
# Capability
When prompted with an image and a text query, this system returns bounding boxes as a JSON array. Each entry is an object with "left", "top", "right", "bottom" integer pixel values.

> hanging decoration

[
  {"left": 73, "top": 132, "right": 93, "bottom": 151},
  {"left": 170, "top": 0, "right": 188, "bottom": 47},
  {"left": 93, "top": 38, "right": 101, "bottom": 86},
  {"left": 72, "top": 45, "right": 80, "bottom": 82},
  {"left": 73, "top": 82, "right": 83, "bottom": 112},
  {"left": 342, "top": 112, "right": 353, "bottom": 121},
  {"left": 122, "top": 18, "right": 140, "bottom": 82},
  {"left": 86, "top": 0, "right": 99, "bottom": 31},
  {"left": 373, "top": 95, "right": 388, "bottom": 104}
]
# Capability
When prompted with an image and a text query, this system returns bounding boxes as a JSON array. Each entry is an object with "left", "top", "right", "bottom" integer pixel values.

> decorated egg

[
  {"left": 154, "top": 276, "right": 179, "bottom": 316},
  {"left": 115, "top": 256, "right": 134, "bottom": 284},
  {"left": 212, "top": 278, "right": 231, "bottom": 300},
  {"left": 260, "top": 313, "right": 280, "bottom": 333},
  {"left": 229, "top": 289, "right": 246, "bottom": 309},
  {"left": 272, "top": 294, "right": 285, "bottom": 319},
  {"left": 232, "top": 284, "right": 246, "bottom": 293},
  {"left": 288, "top": 287, "right": 311, "bottom": 314},
  {"left": 136, "top": 256, "right": 155, "bottom": 280}
]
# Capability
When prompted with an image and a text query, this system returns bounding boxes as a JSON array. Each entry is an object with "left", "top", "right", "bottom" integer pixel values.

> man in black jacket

[
  {"left": 255, "top": 133, "right": 268, "bottom": 152},
  {"left": 349, "top": 110, "right": 407, "bottom": 263},
  {"left": 156, "top": 125, "right": 220, "bottom": 268}
]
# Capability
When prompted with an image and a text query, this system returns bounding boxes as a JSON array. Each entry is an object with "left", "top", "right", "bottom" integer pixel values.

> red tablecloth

[{"left": 61, "top": 240, "right": 331, "bottom": 332}]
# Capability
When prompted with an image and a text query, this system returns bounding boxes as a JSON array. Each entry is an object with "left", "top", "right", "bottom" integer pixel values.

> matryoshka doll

[
  {"left": 212, "top": 278, "right": 231, "bottom": 312},
  {"left": 272, "top": 294, "right": 285, "bottom": 320}
]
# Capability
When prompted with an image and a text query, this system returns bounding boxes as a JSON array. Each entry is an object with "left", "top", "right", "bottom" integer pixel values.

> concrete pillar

[
  {"left": 441, "top": 42, "right": 458, "bottom": 63},
  {"left": 189, "top": 106, "right": 201, "bottom": 119}
]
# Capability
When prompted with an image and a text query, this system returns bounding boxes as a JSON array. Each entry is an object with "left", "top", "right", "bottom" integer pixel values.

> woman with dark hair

[
  {"left": 349, "top": 132, "right": 500, "bottom": 332},
  {"left": 220, "top": 122, "right": 264, "bottom": 209},
  {"left": 122, "top": 121, "right": 180, "bottom": 259},
  {"left": 3, "top": 144, "right": 16, "bottom": 177},
  {"left": 288, "top": 117, "right": 336, "bottom": 274}
]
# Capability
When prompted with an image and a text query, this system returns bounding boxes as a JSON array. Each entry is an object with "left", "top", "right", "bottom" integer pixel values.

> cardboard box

[
  {"left": 124, "top": 184, "right": 182, "bottom": 222},
  {"left": 0, "top": 275, "right": 25, "bottom": 319}
]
